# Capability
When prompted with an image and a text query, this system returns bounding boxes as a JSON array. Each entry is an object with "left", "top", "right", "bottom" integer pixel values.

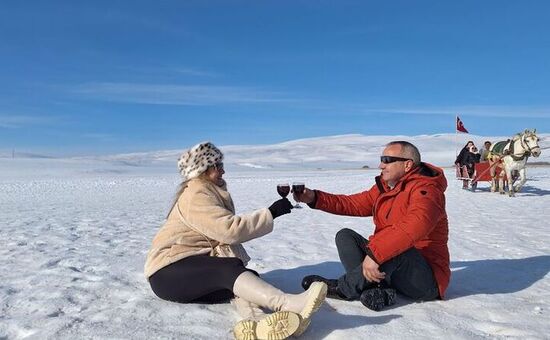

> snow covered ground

[
  {"left": 1, "top": 133, "right": 549, "bottom": 339},
  {"left": 1, "top": 163, "right": 549, "bottom": 339}
]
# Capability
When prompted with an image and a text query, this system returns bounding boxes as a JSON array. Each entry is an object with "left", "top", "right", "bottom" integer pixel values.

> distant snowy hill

[
  {"left": 77, "top": 133, "right": 550, "bottom": 170},
  {"left": 1, "top": 133, "right": 549, "bottom": 180}
]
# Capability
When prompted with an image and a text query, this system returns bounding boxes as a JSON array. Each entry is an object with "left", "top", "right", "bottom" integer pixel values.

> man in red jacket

[{"left": 296, "top": 141, "right": 450, "bottom": 311}]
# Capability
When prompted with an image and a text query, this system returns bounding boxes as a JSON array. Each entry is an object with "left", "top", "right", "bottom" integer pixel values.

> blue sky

[{"left": 1, "top": 1, "right": 549, "bottom": 156}]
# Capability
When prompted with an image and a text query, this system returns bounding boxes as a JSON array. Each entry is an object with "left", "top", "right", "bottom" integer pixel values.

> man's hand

[
  {"left": 293, "top": 187, "right": 315, "bottom": 204},
  {"left": 362, "top": 255, "right": 385, "bottom": 283}
]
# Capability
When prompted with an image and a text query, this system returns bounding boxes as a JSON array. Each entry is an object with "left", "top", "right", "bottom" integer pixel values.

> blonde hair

[{"left": 166, "top": 172, "right": 212, "bottom": 218}]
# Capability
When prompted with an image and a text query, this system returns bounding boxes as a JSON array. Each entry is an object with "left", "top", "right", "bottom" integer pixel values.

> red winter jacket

[{"left": 313, "top": 163, "right": 450, "bottom": 298}]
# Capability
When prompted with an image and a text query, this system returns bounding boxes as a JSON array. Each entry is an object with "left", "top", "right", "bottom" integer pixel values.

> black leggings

[{"left": 149, "top": 254, "right": 249, "bottom": 304}]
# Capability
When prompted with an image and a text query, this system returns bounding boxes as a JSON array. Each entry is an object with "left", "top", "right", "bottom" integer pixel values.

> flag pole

[{"left": 455, "top": 115, "right": 458, "bottom": 160}]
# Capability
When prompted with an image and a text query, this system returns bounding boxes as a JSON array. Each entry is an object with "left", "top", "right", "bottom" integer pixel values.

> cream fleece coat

[{"left": 144, "top": 177, "right": 274, "bottom": 278}]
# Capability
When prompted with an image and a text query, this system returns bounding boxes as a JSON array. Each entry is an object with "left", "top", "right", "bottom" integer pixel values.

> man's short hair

[{"left": 386, "top": 141, "right": 421, "bottom": 166}]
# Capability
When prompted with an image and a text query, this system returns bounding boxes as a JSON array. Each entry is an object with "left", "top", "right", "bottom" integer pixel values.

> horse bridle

[
  {"left": 520, "top": 132, "right": 540, "bottom": 153},
  {"left": 513, "top": 132, "right": 540, "bottom": 161}
]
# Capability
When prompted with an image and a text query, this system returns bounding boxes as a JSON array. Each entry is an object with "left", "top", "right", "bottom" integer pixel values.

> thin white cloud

[
  {"left": 69, "top": 82, "right": 550, "bottom": 119},
  {"left": 0, "top": 115, "right": 57, "bottom": 128},
  {"left": 73, "top": 82, "right": 294, "bottom": 105},
  {"left": 81, "top": 133, "right": 117, "bottom": 142},
  {"left": 112, "top": 65, "right": 220, "bottom": 78},
  {"left": 298, "top": 102, "right": 550, "bottom": 119},
  {"left": 348, "top": 105, "right": 550, "bottom": 118},
  {"left": 174, "top": 68, "right": 219, "bottom": 78}
]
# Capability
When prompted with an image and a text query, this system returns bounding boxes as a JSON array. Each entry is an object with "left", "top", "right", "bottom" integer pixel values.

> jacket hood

[
  {"left": 405, "top": 162, "right": 448, "bottom": 191},
  {"left": 376, "top": 162, "right": 448, "bottom": 193}
]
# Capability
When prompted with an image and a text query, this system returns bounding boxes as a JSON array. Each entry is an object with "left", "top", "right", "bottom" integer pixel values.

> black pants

[
  {"left": 335, "top": 228, "right": 439, "bottom": 301},
  {"left": 149, "top": 254, "right": 249, "bottom": 304}
]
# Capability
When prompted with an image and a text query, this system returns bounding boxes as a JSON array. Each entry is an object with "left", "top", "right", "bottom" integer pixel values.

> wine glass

[
  {"left": 292, "top": 182, "right": 305, "bottom": 208},
  {"left": 277, "top": 183, "right": 290, "bottom": 198}
]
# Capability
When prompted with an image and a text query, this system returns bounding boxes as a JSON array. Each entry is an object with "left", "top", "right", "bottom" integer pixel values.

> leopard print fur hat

[{"left": 177, "top": 142, "right": 224, "bottom": 181}]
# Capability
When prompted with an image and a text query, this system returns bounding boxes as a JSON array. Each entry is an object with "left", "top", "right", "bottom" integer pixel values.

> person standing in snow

[
  {"left": 464, "top": 145, "right": 481, "bottom": 176},
  {"left": 455, "top": 141, "right": 475, "bottom": 167},
  {"left": 144, "top": 141, "right": 327, "bottom": 340},
  {"left": 455, "top": 141, "right": 481, "bottom": 189},
  {"left": 294, "top": 141, "right": 450, "bottom": 311}
]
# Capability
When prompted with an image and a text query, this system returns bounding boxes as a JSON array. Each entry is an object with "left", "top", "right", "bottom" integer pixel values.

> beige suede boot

[
  {"left": 233, "top": 311, "right": 300, "bottom": 340},
  {"left": 232, "top": 296, "right": 267, "bottom": 321},
  {"left": 233, "top": 271, "right": 327, "bottom": 337},
  {"left": 232, "top": 296, "right": 300, "bottom": 340}
]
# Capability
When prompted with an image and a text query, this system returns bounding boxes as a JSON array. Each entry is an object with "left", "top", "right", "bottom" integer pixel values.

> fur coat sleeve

[{"left": 182, "top": 179, "right": 274, "bottom": 244}]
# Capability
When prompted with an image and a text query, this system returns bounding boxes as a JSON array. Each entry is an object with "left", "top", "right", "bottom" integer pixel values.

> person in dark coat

[
  {"left": 455, "top": 141, "right": 480, "bottom": 188},
  {"left": 455, "top": 141, "right": 474, "bottom": 167},
  {"left": 463, "top": 145, "right": 481, "bottom": 176}
]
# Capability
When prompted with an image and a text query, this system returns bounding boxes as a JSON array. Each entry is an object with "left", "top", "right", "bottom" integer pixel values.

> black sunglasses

[
  {"left": 214, "top": 162, "right": 224, "bottom": 170},
  {"left": 380, "top": 156, "right": 412, "bottom": 164}
]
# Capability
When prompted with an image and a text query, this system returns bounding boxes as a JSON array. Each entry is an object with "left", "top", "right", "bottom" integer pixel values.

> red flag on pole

[{"left": 456, "top": 116, "right": 469, "bottom": 133}]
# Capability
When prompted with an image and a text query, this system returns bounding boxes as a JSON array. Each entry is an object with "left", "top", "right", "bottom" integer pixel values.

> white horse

[{"left": 488, "top": 129, "right": 541, "bottom": 196}]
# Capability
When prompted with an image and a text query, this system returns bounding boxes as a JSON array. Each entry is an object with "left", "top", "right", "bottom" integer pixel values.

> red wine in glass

[
  {"left": 292, "top": 182, "right": 305, "bottom": 195},
  {"left": 277, "top": 184, "right": 290, "bottom": 198},
  {"left": 291, "top": 182, "right": 305, "bottom": 208}
]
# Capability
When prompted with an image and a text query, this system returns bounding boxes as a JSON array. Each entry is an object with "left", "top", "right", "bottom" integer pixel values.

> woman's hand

[{"left": 268, "top": 198, "right": 293, "bottom": 219}]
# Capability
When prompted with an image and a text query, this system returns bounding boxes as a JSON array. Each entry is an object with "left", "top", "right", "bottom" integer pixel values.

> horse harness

[{"left": 489, "top": 133, "right": 534, "bottom": 162}]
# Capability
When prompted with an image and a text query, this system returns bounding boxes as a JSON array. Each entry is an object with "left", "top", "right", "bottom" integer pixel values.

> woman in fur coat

[{"left": 144, "top": 142, "right": 327, "bottom": 340}]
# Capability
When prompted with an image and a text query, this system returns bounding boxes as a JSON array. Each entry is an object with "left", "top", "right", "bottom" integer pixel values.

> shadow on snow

[
  {"left": 466, "top": 184, "right": 550, "bottom": 196},
  {"left": 447, "top": 255, "right": 550, "bottom": 298}
]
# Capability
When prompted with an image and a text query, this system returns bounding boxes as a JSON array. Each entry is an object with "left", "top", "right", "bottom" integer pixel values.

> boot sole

[
  {"left": 383, "top": 288, "right": 396, "bottom": 306},
  {"left": 234, "top": 311, "right": 300, "bottom": 340},
  {"left": 233, "top": 319, "right": 256, "bottom": 340},
  {"left": 293, "top": 282, "right": 328, "bottom": 336},
  {"left": 360, "top": 287, "right": 397, "bottom": 311},
  {"left": 360, "top": 288, "right": 385, "bottom": 311}
]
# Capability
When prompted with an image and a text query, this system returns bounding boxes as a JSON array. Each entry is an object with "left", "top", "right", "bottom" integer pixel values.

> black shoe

[
  {"left": 382, "top": 287, "right": 396, "bottom": 306},
  {"left": 301, "top": 275, "right": 352, "bottom": 301},
  {"left": 360, "top": 286, "right": 397, "bottom": 311}
]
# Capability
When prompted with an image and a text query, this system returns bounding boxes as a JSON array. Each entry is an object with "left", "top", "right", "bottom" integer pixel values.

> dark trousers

[
  {"left": 149, "top": 254, "right": 249, "bottom": 304},
  {"left": 335, "top": 228, "right": 439, "bottom": 301}
]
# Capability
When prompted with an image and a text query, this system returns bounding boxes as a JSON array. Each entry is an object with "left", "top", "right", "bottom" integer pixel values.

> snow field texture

[{"left": 1, "top": 165, "right": 549, "bottom": 339}]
